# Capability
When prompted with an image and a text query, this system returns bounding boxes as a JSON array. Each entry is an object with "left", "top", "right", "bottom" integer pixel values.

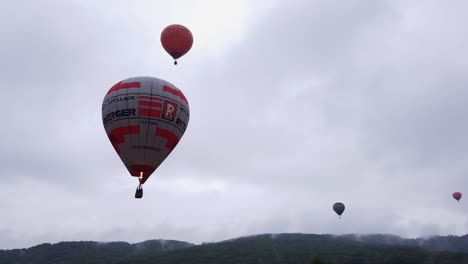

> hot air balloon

[
  {"left": 333, "top": 202, "right": 345, "bottom": 219},
  {"left": 452, "top": 192, "right": 462, "bottom": 202},
  {"left": 161, "top": 24, "right": 193, "bottom": 65},
  {"left": 102, "top": 76, "right": 190, "bottom": 198}
]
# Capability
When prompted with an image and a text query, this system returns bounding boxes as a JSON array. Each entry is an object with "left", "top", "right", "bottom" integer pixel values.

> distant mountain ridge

[
  {"left": 338, "top": 233, "right": 468, "bottom": 253},
  {"left": 219, "top": 233, "right": 468, "bottom": 253},
  {"left": 1, "top": 233, "right": 468, "bottom": 264},
  {"left": 0, "top": 239, "right": 193, "bottom": 264}
]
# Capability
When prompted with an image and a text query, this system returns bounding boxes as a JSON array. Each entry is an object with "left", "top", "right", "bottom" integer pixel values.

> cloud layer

[{"left": 1, "top": 0, "right": 468, "bottom": 249}]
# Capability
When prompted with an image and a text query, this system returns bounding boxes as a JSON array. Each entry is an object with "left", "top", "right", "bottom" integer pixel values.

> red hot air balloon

[
  {"left": 161, "top": 24, "right": 193, "bottom": 65},
  {"left": 453, "top": 192, "right": 462, "bottom": 202},
  {"left": 102, "top": 76, "right": 190, "bottom": 198}
]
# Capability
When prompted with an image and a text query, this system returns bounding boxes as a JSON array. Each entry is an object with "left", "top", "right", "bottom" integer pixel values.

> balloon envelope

[
  {"left": 161, "top": 24, "right": 193, "bottom": 62},
  {"left": 453, "top": 192, "right": 462, "bottom": 201},
  {"left": 333, "top": 202, "right": 345, "bottom": 216},
  {"left": 102, "top": 76, "right": 190, "bottom": 184}
]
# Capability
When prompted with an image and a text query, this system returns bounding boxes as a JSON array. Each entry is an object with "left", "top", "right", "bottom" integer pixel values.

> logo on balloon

[
  {"left": 162, "top": 100, "right": 178, "bottom": 121},
  {"left": 103, "top": 109, "right": 136, "bottom": 126}
]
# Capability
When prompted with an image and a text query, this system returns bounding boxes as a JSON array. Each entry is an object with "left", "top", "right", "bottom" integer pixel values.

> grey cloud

[{"left": 1, "top": 0, "right": 468, "bottom": 250}]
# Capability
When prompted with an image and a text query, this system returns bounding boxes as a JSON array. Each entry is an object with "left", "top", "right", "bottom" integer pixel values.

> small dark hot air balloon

[
  {"left": 102, "top": 76, "right": 190, "bottom": 198},
  {"left": 161, "top": 24, "right": 193, "bottom": 65},
  {"left": 452, "top": 192, "right": 462, "bottom": 202},
  {"left": 333, "top": 202, "right": 345, "bottom": 219}
]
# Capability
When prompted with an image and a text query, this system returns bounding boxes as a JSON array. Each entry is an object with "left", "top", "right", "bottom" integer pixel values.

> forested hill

[
  {"left": 1, "top": 233, "right": 468, "bottom": 264},
  {"left": 340, "top": 233, "right": 468, "bottom": 253},
  {"left": 0, "top": 239, "right": 193, "bottom": 264}
]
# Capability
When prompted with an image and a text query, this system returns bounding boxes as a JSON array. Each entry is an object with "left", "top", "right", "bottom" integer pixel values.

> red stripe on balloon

[
  {"left": 156, "top": 128, "right": 180, "bottom": 153},
  {"left": 107, "top": 125, "right": 140, "bottom": 154},
  {"left": 139, "top": 101, "right": 162, "bottom": 108},
  {"left": 139, "top": 95, "right": 163, "bottom": 101},
  {"left": 107, "top": 81, "right": 141, "bottom": 95},
  {"left": 139, "top": 108, "right": 161, "bottom": 118},
  {"left": 163, "top": 85, "right": 188, "bottom": 105}
]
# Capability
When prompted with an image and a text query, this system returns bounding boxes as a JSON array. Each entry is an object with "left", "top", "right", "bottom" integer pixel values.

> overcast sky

[{"left": 1, "top": 0, "right": 468, "bottom": 250}]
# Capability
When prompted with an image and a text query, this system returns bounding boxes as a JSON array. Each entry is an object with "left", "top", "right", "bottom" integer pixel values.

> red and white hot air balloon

[{"left": 102, "top": 76, "right": 190, "bottom": 198}]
